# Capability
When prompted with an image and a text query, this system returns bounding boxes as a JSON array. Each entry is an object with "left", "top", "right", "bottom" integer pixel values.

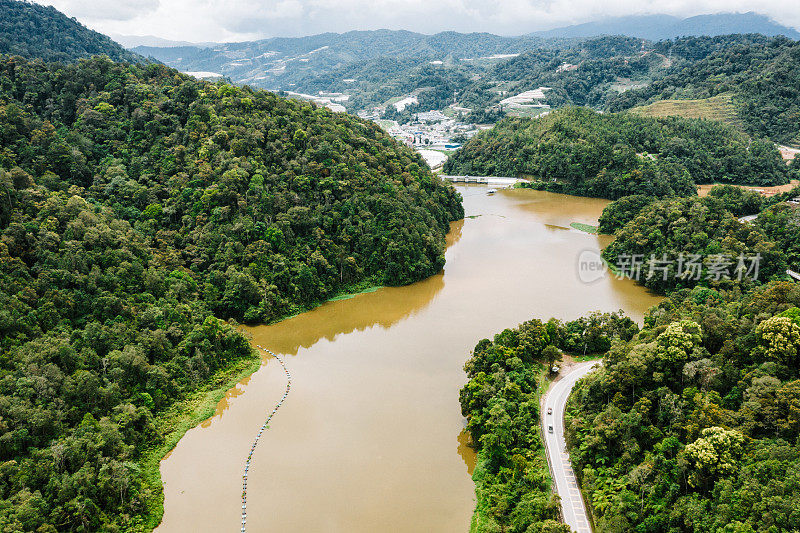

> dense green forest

[
  {"left": 462, "top": 120, "right": 800, "bottom": 530},
  {"left": 608, "top": 36, "right": 800, "bottom": 145},
  {"left": 756, "top": 202, "right": 800, "bottom": 274},
  {"left": 600, "top": 195, "right": 786, "bottom": 292},
  {"left": 0, "top": 0, "right": 142, "bottom": 64},
  {"left": 444, "top": 108, "right": 788, "bottom": 199},
  {"left": 566, "top": 281, "right": 800, "bottom": 532},
  {"left": 460, "top": 312, "right": 638, "bottom": 532},
  {"left": 0, "top": 54, "right": 462, "bottom": 531}
]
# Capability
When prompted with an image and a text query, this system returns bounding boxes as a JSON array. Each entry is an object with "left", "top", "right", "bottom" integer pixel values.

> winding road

[{"left": 542, "top": 360, "right": 601, "bottom": 533}]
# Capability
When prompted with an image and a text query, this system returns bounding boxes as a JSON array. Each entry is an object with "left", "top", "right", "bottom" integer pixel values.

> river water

[{"left": 156, "top": 186, "right": 661, "bottom": 532}]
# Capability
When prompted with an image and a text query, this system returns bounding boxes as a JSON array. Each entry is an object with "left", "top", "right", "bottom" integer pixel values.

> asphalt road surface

[{"left": 542, "top": 361, "right": 601, "bottom": 533}]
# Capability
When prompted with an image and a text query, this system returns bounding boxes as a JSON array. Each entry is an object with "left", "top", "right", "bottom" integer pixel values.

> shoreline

[
  {"left": 137, "top": 281, "right": 399, "bottom": 530},
  {"left": 139, "top": 350, "right": 263, "bottom": 531}
]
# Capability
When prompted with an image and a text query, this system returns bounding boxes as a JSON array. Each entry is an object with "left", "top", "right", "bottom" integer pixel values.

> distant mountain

[
  {"left": 110, "top": 34, "right": 195, "bottom": 49},
  {"left": 135, "top": 15, "right": 799, "bottom": 92},
  {"left": 132, "top": 29, "right": 558, "bottom": 88},
  {"left": 110, "top": 33, "right": 218, "bottom": 49},
  {"left": 533, "top": 12, "right": 800, "bottom": 41},
  {"left": 0, "top": 0, "right": 143, "bottom": 63}
]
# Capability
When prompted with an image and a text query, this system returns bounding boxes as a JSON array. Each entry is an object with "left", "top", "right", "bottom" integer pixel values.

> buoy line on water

[{"left": 241, "top": 345, "right": 291, "bottom": 533}]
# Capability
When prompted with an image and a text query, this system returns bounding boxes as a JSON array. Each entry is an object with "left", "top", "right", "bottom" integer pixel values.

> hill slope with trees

[
  {"left": 600, "top": 195, "right": 786, "bottom": 292},
  {"left": 0, "top": 54, "right": 462, "bottom": 531},
  {"left": 464, "top": 190, "right": 800, "bottom": 532},
  {"left": 444, "top": 107, "right": 788, "bottom": 199},
  {"left": 460, "top": 312, "right": 638, "bottom": 533},
  {"left": 608, "top": 36, "right": 800, "bottom": 145},
  {"left": 0, "top": 0, "right": 142, "bottom": 63}
]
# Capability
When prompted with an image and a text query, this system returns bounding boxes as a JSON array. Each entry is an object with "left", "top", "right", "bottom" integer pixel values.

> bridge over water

[{"left": 440, "top": 175, "right": 526, "bottom": 186}]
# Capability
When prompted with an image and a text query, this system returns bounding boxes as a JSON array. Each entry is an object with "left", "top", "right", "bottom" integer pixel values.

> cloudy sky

[{"left": 33, "top": 0, "right": 800, "bottom": 43}]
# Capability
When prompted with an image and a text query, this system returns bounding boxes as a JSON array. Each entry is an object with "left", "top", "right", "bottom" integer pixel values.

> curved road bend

[{"left": 542, "top": 361, "right": 601, "bottom": 533}]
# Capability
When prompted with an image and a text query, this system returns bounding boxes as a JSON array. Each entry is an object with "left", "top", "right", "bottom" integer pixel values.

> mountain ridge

[{"left": 532, "top": 12, "right": 800, "bottom": 40}]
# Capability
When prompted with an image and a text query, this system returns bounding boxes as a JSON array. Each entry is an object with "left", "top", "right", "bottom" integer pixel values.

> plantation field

[{"left": 630, "top": 93, "right": 741, "bottom": 128}]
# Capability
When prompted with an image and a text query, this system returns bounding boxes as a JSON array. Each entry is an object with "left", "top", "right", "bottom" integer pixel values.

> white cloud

[
  {"left": 39, "top": 0, "right": 160, "bottom": 22},
  {"left": 31, "top": 0, "right": 800, "bottom": 42}
]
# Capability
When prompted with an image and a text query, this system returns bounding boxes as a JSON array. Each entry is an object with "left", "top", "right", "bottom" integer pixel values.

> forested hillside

[
  {"left": 285, "top": 57, "right": 477, "bottom": 116},
  {"left": 756, "top": 202, "right": 800, "bottom": 274},
  {"left": 608, "top": 36, "right": 800, "bottom": 145},
  {"left": 0, "top": 54, "right": 462, "bottom": 531},
  {"left": 455, "top": 34, "right": 780, "bottom": 117},
  {"left": 0, "top": 0, "right": 142, "bottom": 63},
  {"left": 567, "top": 282, "right": 800, "bottom": 532},
  {"left": 466, "top": 190, "right": 800, "bottom": 532},
  {"left": 444, "top": 107, "right": 788, "bottom": 198},
  {"left": 288, "top": 35, "right": 671, "bottom": 115},
  {"left": 456, "top": 36, "right": 665, "bottom": 112},
  {"left": 600, "top": 195, "right": 786, "bottom": 292}
]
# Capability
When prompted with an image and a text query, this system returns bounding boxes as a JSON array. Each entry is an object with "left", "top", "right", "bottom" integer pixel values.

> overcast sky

[{"left": 33, "top": 0, "right": 800, "bottom": 43}]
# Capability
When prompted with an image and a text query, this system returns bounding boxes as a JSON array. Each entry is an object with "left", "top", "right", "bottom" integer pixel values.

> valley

[{"left": 1, "top": 1, "right": 800, "bottom": 532}]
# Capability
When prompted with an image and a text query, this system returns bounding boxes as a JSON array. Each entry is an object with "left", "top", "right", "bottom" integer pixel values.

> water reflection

[
  {"left": 203, "top": 374, "right": 252, "bottom": 425},
  {"left": 243, "top": 219, "right": 463, "bottom": 357},
  {"left": 457, "top": 429, "right": 476, "bottom": 476}
]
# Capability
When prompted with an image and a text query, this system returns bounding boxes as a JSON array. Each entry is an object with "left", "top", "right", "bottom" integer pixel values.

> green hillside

[
  {"left": 568, "top": 282, "right": 800, "bottom": 532},
  {"left": 608, "top": 36, "right": 800, "bottom": 145},
  {"left": 0, "top": 0, "right": 142, "bottom": 63},
  {"left": 443, "top": 107, "right": 789, "bottom": 199}
]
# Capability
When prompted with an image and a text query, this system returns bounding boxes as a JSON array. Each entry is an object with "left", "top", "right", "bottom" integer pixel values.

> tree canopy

[
  {"left": 460, "top": 312, "right": 637, "bottom": 532},
  {"left": 601, "top": 195, "right": 786, "bottom": 292},
  {"left": 567, "top": 282, "right": 800, "bottom": 532},
  {"left": 0, "top": 0, "right": 143, "bottom": 64}
]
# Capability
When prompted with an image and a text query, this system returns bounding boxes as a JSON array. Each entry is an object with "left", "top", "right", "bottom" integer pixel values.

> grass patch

[
  {"left": 326, "top": 285, "right": 382, "bottom": 302},
  {"left": 569, "top": 354, "right": 604, "bottom": 363},
  {"left": 602, "top": 255, "right": 622, "bottom": 278},
  {"left": 383, "top": 96, "right": 404, "bottom": 106},
  {"left": 374, "top": 119, "right": 396, "bottom": 130},
  {"left": 570, "top": 222, "right": 598, "bottom": 234},
  {"left": 630, "top": 93, "right": 742, "bottom": 129}
]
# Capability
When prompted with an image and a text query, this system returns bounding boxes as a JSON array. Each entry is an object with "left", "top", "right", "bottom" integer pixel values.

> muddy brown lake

[{"left": 156, "top": 185, "right": 662, "bottom": 532}]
